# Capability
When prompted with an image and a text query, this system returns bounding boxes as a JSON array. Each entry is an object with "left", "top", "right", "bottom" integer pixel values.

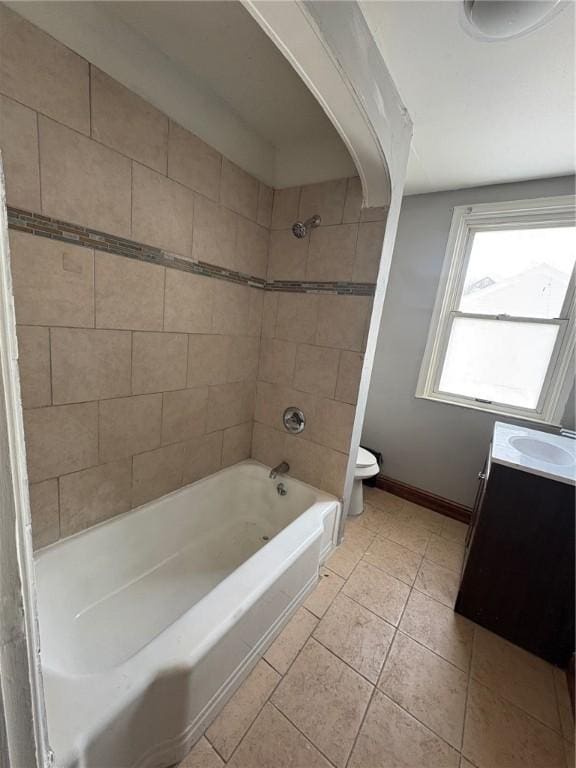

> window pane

[
  {"left": 438, "top": 317, "right": 559, "bottom": 408},
  {"left": 460, "top": 226, "right": 576, "bottom": 318}
]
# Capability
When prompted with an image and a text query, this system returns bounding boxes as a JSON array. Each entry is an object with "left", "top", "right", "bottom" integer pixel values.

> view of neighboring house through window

[{"left": 417, "top": 196, "right": 576, "bottom": 423}]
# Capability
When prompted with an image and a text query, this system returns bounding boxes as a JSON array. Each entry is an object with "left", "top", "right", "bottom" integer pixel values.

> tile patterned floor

[{"left": 178, "top": 488, "right": 575, "bottom": 768}]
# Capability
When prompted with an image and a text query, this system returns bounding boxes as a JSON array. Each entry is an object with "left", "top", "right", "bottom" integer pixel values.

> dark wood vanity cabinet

[{"left": 455, "top": 457, "right": 575, "bottom": 666}]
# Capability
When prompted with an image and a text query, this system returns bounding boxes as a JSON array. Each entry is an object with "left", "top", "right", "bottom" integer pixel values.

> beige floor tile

[
  {"left": 342, "top": 521, "right": 376, "bottom": 553},
  {"left": 415, "top": 558, "right": 460, "bottom": 608},
  {"left": 226, "top": 703, "right": 332, "bottom": 768},
  {"left": 363, "top": 486, "right": 404, "bottom": 514},
  {"left": 304, "top": 567, "right": 345, "bottom": 618},
  {"left": 349, "top": 502, "right": 392, "bottom": 533},
  {"left": 441, "top": 517, "right": 469, "bottom": 544},
  {"left": 363, "top": 536, "right": 422, "bottom": 585},
  {"left": 402, "top": 502, "right": 445, "bottom": 534},
  {"left": 377, "top": 518, "right": 432, "bottom": 555},
  {"left": 471, "top": 627, "right": 560, "bottom": 732},
  {"left": 179, "top": 737, "right": 224, "bottom": 768},
  {"left": 271, "top": 638, "right": 372, "bottom": 768},
  {"left": 343, "top": 560, "right": 410, "bottom": 626},
  {"left": 264, "top": 607, "right": 318, "bottom": 675},
  {"left": 206, "top": 660, "right": 280, "bottom": 760},
  {"left": 378, "top": 632, "right": 467, "bottom": 748},
  {"left": 553, "top": 667, "right": 575, "bottom": 742},
  {"left": 326, "top": 543, "right": 363, "bottom": 579},
  {"left": 348, "top": 690, "right": 460, "bottom": 768},
  {"left": 314, "top": 594, "right": 395, "bottom": 683},
  {"left": 425, "top": 533, "right": 465, "bottom": 573},
  {"left": 463, "top": 680, "right": 565, "bottom": 768},
  {"left": 460, "top": 758, "right": 477, "bottom": 768},
  {"left": 399, "top": 590, "right": 474, "bottom": 671}
]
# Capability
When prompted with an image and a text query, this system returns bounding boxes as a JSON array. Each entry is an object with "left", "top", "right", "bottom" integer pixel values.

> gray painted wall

[{"left": 362, "top": 175, "right": 576, "bottom": 507}]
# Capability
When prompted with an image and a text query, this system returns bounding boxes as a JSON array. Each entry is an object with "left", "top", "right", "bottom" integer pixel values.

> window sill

[{"left": 414, "top": 391, "right": 561, "bottom": 427}]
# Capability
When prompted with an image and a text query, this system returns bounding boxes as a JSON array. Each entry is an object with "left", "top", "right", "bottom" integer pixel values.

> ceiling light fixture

[{"left": 461, "top": 0, "right": 567, "bottom": 41}]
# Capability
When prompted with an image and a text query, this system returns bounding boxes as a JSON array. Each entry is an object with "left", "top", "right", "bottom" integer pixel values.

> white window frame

[{"left": 416, "top": 195, "right": 576, "bottom": 425}]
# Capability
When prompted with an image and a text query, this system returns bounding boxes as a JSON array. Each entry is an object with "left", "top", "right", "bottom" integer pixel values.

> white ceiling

[{"left": 360, "top": 0, "right": 576, "bottom": 194}]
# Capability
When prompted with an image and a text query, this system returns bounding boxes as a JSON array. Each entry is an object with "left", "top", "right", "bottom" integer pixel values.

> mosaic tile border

[{"left": 7, "top": 207, "right": 376, "bottom": 296}]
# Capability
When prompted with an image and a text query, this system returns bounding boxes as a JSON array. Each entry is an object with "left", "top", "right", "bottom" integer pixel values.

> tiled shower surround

[{"left": 0, "top": 5, "right": 387, "bottom": 548}]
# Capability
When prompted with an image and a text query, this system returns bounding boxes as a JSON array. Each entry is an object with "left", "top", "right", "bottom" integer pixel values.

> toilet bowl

[{"left": 349, "top": 447, "right": 379, "bottom": 517}]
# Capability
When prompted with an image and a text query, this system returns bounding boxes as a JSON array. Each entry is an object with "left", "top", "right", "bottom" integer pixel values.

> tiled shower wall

[{"left": 0, "top": 6, "right": 386, "bottom": 548}]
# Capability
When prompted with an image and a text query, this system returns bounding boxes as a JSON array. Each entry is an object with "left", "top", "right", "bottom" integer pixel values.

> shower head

[{"left": 292, "top": 214, "right": 321, "bottom": 239}]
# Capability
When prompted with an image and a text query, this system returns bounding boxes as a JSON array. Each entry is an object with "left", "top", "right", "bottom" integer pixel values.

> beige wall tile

[
  {"left": 17, "top": 326, "right": 51, "bottom": 408},
  {"left": 262, "top": 293, "right": 278, "bottom": 338},
  {"left": 321, "top": 448, "right": 348, "bottom": 497},
  {"left": 335, "top": 351, "right": 363, "bottom": 404},
  {"left": 275, "top": 293, "right": 319, "bottom": 344},
  {"left": 212, "top": 281, "right": 251, "bottom": 336},
  {"left": 24, "top": 402, "right": 98, "bottom": 482},
  {"left": 257, "top": 183, "right": 273, "bottom": 228},
  {"left": 192, "top": 194, "right": 237, "bottom": 271},
  {"left": 220, "top": 158, "right": 259, "bottom": 221},
  {"left": 299, "top": 179, "right": 347, "bottom": 226},
  {"left": 227, "top": 336, "right": 260, "bottom": 382},
  {"left": 132, "top": 331, "right": 188, "bottom": 394},
  {"left": 343, "top": 177, "right": 363, "bottom": 223},
  {"left": 60, "top": 459, "right": 131, "bottom": 536},
  {"left": 268, "top": 230, "right": 308, "bottom": 282},
  {"left": 187, "top": 334, "right": 230, "bottom": 387},
  {"left": 99, "top": 393, "right": 162, "bottom": 462},
  {"left": 39, "top": 116, "right": 131, "bottom": 236},
  {"left": 307, "top": 224, "right": 358, "bottom": 282},
  {"left": 164, "top": 269, "right": 213, "bottom": 333},
  {"left": 310, "top": 397, "right": 355, "bottom": 453},
  {"left": 95, "top": 251, "right": 164, "bottom": 331},
  {"left": 0, "top": 5, "right": 90, "bottom": 134},
  {"left": 207, "top": 380, "right": 255, "bottom": 432},
  {"left": 255, "top": 381, "right": 317, "bottom": 433},
  {"left": 271, "top": 187, "right": 300, "bottom": 230},
  {"left": 354, "top": 221, "right": 386, "bottom": 283},
  {"left": 293, "top": 344, "right": 340, "bottom": 397},
  {"left": 251, "top": 422, "right": 286, "bottom": 468},
  {"left": 207, "top": 659, "right": 280, "bottom": 761},
  {"left": 132, "top": 162, "right": 194, "bottom": 254},
  {"left": 0, "top": 94, "right": 40, "bottom": 209},
  {"left": 168, "top": 121, "right": 221, "bottom": 201},
  {"left": 132, "top": 442, "right": 185, "bottom": 507},
  {"left": 316, "top": 295, "right": 371, "bottom": 351},
  {"left": 284, "top": 435, "right": 324, "bottom": 489},
  {"left": 259, "top": 337, "right": 297, "bottom": 385},
  {"left": 91, "top": 67, "right": 168, "bottom": 173},
  {"left": 182, "top": 431, "right": 222, "bottom": 485},
  {"left": 362, "top": 206, "right": 388, "bottom": 223},
  {"left": 236, "top": 217, "right": 268, "bottom": 279},
  {"left": 10, "top": 231, "right": 94, "bottom": 327},
  {"left": 222, "top": 422, "right": 252, "bottom": 467},
  {"left": 161, "top": 387, "right": 208, "bottom": 445},
  {"left": 51, "top": 327, "right": 131, "bottom": 404},
  {"left": 29, "top": 479, "right": 59, "bottom": 549},
  {"left": 248, "top": 287, "right": 264, "bottom": 338}
]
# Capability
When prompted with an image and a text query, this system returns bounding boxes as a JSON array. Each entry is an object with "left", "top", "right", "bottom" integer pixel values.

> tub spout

[{"left": 269, "top": 461, "right": 289, "bottom": 479}]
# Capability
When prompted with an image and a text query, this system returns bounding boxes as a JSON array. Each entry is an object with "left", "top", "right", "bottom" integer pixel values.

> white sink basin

[{"left": 509, "top": 436, "right": 574, "bottom": 467}]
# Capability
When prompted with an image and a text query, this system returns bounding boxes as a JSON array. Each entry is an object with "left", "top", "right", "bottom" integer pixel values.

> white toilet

[{"left": 349, "top": 446, "right": 380, "bottom": 517}]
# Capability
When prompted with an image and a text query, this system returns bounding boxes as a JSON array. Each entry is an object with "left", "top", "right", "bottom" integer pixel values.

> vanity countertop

[{"left": 492, "top": 422, "right": 576, "bottom": 486}]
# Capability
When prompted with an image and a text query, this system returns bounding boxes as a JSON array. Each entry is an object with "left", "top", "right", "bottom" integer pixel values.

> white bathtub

[{"left": 35, "top": 460, "right": 340, "bottom": 768}]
